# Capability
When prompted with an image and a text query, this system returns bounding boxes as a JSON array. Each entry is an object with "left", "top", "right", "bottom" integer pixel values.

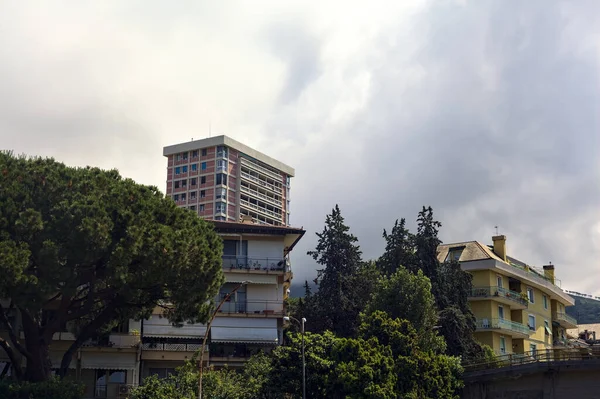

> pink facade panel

[{"left": 167, "top": 155, "right": 174, "bottom": 167}]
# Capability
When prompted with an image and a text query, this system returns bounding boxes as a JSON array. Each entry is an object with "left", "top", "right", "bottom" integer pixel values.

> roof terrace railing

[{"left": 508, "top": 262, "right": 562, "bottom": 288}]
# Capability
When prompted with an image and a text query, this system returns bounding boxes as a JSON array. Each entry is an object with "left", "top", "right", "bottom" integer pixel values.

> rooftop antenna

[{"left": 495, "top": 226, "right": 499, "bottom": 235}]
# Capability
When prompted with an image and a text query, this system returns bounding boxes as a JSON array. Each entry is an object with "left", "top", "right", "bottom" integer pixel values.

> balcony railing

[
  {"left": 240, "top": 184, "right": 282, "bottom": 207},
  {"left": 239, "top": 198, "right": 281, "bottom": 220},
  {"left": 240, "top": 171, "right": 281, "bottom": 193},
  {"left": 475, "top": 318, "right": 531, "bottom": 336},
  {"left": 82, "top": 334, "right": 140, "bottom": 348},
  {"left": 240, "top": 157, "right": 282, "bottom": 181},
  {"left": 141, "top": 342, "right": 203, "bottom": 351},
  {"left": 553, "top": 311, "right": 577, "bottom": 326},
  {"left": 216, "top": 299, "right": 284, "bottom": 316},
  {"left": 222, "top": 256, "right": 289, "bottom": 272},
  {"left": 508, "top": 262, "right": 562, "bottom": 288},
  {"left": 470, "top": 286, "right": 528, "bottom": 307}
]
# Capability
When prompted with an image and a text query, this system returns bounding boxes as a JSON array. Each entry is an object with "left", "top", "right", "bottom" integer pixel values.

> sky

[{"left": 1, "top": 0, "right": 599, "bottom": 296}]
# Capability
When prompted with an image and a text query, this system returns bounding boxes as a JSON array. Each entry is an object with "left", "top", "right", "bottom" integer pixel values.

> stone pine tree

[
  {"left": 377, "top": 218, "right": 415, "bottom": 276},
  {"left": 0, "top": 152, "right": 224, "bottom": 382},
  {"left": 307, "top": 205, "right": 364, "bottom": 337}
]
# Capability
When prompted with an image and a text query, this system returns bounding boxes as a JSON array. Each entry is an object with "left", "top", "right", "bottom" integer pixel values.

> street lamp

[
  {"left": 198, "top": 280, "right": 250, "bottom": 399},
  {"left": 283, "top": 316, "right": 306, "bottom": 399}
]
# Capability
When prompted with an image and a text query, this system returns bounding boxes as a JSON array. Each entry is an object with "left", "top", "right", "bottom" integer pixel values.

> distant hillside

[{"left": 567, "top": 297, "right": 600, "bottom": 324}]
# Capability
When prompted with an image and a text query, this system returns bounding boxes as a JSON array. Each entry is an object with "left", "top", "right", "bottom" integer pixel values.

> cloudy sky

[{"left": 1, "top": 0, "right": 599, "bottom": 296}]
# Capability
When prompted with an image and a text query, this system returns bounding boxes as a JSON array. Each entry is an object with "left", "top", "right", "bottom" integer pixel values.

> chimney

[
  {"left": 492, "top": 235, "right": 507, "bottom": 262},
  {"left": 543, "top": 264, "right": 555, "bottom": 284}
]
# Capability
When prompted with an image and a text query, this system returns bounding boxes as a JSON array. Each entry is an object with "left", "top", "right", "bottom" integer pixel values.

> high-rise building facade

[{"left": 163, "top": 136, "right": 294, "bottom": 226}]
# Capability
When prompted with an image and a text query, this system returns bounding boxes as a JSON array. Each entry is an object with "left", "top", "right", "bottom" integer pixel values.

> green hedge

[{"left": 0, "top": 378, "right": 85, "bottom": 399}]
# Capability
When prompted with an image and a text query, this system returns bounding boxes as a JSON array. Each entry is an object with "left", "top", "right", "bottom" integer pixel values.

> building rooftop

[
  {"left": 211, "top": 220, "right": 305, "bottom": 255},
  {"left": 163, "top": 135, "right": 295, "bottom": 176}
]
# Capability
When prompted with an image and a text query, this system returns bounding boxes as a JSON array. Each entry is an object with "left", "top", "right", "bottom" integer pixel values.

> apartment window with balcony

[
  {"left": 200, "top": 204, "right": 205, "bottom": 211},
  {"left": 202, "top": 148, "right": 207, "bottom": 156},
  {"left": 181, "top": 179, "right": 187, "bottom": 188},
  {"left": 182, "top": 165, "right": 188, "bottom": 173},
  {"left": 192, "top": 163, "right": 198, "bottom": 171},
  {"left": 200, "top": 190, "right": 206, "bottom": 198},
  {"left": 216, "top": 173, "right": 227, "bottom": 186},
  {"left": 215, "top": 202, "right": 225, "bottom": 213},
  {"left": 497, "top": 275, "right": 503, "bottom": 288},
  {"left": 201, "top": 162, "right": 207, "bottom": 171},
  {"left": 499, "top": 336, "right": 506, "bottom": 354},
  {"left": 217, "top": 159, "right": 228, "bottom": 172},
  {"left": 175, "top": 167, "right": 181, "bottom": 175},
  {"left": 498, "top": 306, "right": 504, "bottom": 320},
  {"left": 176, "top": 154, "right": 182, "bottom": 161},
  {"left": 216, "top": 188, "right": 226, "bottom": 199},
  {"left": 217, "top": 146, "right": 228, "bottom": 158},
  {"left": 174, "top": 181, "right": 180, "bottom": 189},
  {"left": 528, "top": 314, "right": 536, "bottom": 331},
  {"left": 183, "top": 152, "right": 188, "bottom": 160},
  {"left": 201, "top": 176, "right": 206, "bottom": 184},
  {"left": 190, "top": 178, "right": 197, "bottom": 186},
  {"left": 192, "top": 150, "right": 198, "bottom": 158},
  {"left": 181, "top": 193, "right": 186, "bottom": 201},
  {"left": 527, "top": 287, "right": 535, "bottom": 303},
  {"left": 190, "top": 205, "right": 196, "bottom": 211},
  {"left": 190, "top": 191, "right": 197, "bottom": 199},
  {"left": 173, "top": 194, "right": 179, "bottom": 201},
  {"left": 543, "top": 295, "right": 548, "bottom": 310}
]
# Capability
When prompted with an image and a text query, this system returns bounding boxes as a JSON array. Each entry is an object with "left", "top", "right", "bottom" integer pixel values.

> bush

[{"left": 0, "top": 378, "right": 85, "bottom": 399}]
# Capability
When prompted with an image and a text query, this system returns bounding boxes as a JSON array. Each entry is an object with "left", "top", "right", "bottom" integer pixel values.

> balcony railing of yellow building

[
  {"left": 508, "top": 262, "right": 562, "bottom": 288},
  {"left": 141, "top": 342, "right": 203, "bottom": 351},
  {"left": 470, "top": 286, "right": 528, "bottom": 307},
  {"left": 552, "top": 311, "right": 577, "bottom": 327},
  {"left": 222, "top": 256, "right": 289, "bottom": 272},
  {"left": 216, "top": 300, "right": 284, "bottom": 316},
  {"left": 475, "top": 318, "right": 531, "bottom": 336}
]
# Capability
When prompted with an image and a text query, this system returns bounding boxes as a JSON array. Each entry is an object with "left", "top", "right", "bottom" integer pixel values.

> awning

[
  {"left": 82, "top": 353, "right": 137, "bottom": 370},
  {"left": 225, "top": 274, "right": 277, "bottom": 285},
  {"left": 143, "top": 315, "right": 206, "bottom": 338},
  {"left": 211, "top": 318, "right": 278, "bottom": 344},
  {"left": 545, "top": 326, "right": 553, "bottom": 336}
]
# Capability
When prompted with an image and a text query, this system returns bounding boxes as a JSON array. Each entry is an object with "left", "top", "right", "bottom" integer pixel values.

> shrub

[{"left": 0, "top": 378, "right": 85, "bottom": 399}]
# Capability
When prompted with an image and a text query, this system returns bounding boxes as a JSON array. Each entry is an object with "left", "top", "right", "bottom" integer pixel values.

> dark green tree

[
  {"left": 307, "top": 205, "right": 365, "bottom": 337},
  {"left": 0, "top": 152, "right": 224, "bottom": 381},
  {"left": 377, "top": 218, "right": 415, "bottom": 276}
]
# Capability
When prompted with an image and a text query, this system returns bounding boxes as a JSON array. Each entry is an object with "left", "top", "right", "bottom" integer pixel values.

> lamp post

[
  {"left": 198, "top": 280, "right": 249, "bottom": 399},
  {"left": 283, "top": 316, "right": 306, "bottom": 399}
]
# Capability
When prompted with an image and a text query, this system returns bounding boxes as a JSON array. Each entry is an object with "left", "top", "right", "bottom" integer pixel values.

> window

[
  {"left": 445, "top": 246, "right": 464, "bottom": 262},
  {"left": 202, "top": 148, "right": 207, "bottom": 156},
  {"left": 95, "top": 370, "right": 127, "bottom": 395},
  {"left": 175, "top": 167, "right": 180, "bottom": 175},
  {"left": 190, "top": 178, "right": 197, "bottom": 186},
  {"left": 181, "top": 193, "right": 186, "bottom": 201},
  {"left": 201, "top": 162, "right": 207, "bottom": 171},
  {"left": 149, "top": 368, "right": 176, "bottom": 379},
  {"left": 529, "top": 343, "right": 537, "bottom": 354},
  {"left": 174, "top": 181, "right": 180, "bottom": 189},
  {"left": 217, "top": 159, "right": 227, "bottom": 172},
  {"left": 215, "top": 202, "right": 225, "bottom": 213},
  {"left": 201, "top": 176, "right": 206, "bottom": 184},
  {"left": 498, "top": 306, "right": 504, "bottom": 320},
  {"left": 216, "top": 188, "right": 226, "bottom": 199},
  {"left": 192, "top": 150, "right": 198, "bottom": 158},
  {"left": 192, "top": 163, "right": 198, "bottom": 171},
  {"left": 183, "top": 152, "right": 188, "bottom": 160},
  {"left": 528, "top": 314, "right": 536, "bottom": 331},
  {"left": 173, "top": 194, "right": 179, "bottom": 201},
  {"left": 216, "top": 173, "right": 227, "bottom": 186},
  {"left": 543, "top": 295, "right": 548, "bottom": 310},
  {"left": 527, "top": 287, "right": 535, "bottom": 303},
  {"left": 181, "top": 179, "right": 187, "bottom": 188},
  {"left": 200, "top": 190, "right": 206, "bottom": 198},
  {"left": 182, "top": 165, "right": 188, "bottom": 173},
  {"left": 176, "top": 154, "right": 181, "bottom": 161},
  {"left": 499, "top": 336, "right": 506, "bottom": 354},
  {"left": 200, "top": 204, "right": 205, "bottom": 211},
  {"left": 544, "top": 320, "right": 552, "bottom": 336},
  {"left": 190, "top": 205, "right": 196, "bottom": 211},
  {"left": 111, "top": 321, "right": 129, "bottom": 334},
  {"left": 497, "top": 275, "right": 503, "bottom": 288},
  {"left": 190, "top": 191, "right": 196, "bottom": 200},
  {"left": 217, "top": 145, "right": 228, "bottom": 158}
]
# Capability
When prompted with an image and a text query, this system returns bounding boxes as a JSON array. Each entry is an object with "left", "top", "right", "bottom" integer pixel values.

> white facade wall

[
  {"left": 246, "top": 283, "right": 282, "bottom": 313},
  {"left": 247, "top": 240, "right": 284, "bottom": 261}
]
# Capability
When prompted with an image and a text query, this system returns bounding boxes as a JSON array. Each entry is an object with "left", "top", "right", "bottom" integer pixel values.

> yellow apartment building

[{"left": 437, "top": 235, "right": 576, "bottom": 356}]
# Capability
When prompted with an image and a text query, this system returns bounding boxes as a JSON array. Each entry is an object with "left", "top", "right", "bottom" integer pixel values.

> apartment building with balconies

[
  {"left": 163, "top": 136, "right": 294, "bottom": 226},
  {"left": 437, "top": 235, "right": 576, "bottom": 356}
]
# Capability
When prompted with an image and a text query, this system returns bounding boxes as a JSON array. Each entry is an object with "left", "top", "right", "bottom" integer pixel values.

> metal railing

[
  {"left": 470, "top": 286, "right": 528, "bottom": 307},
  {"left": 463, "top": 348, "right": 600, "bottom": 373},
  {"left": 222, "top": 256, "right": 289, "bottom": 272},
  {"left": 553, "top": 311, "right": 577, "bottom": 326},
  {"left": 508, "top": 262, "right": 562, "bottom": 287},
  {"left": 475, "top": 318, "right": 531, "bottom": 335},
  {"left": 216, "top": 299, "right": 284, "bottom": 316},
  {"left": 239, "top": 198, "right": 281, "bottom": 219},
  {"left": 240, "top": 171, "right": 281, "bottom": 193},
  {"left": 142, "top": 342, "right": 203, "bottom": 351},
  {"left": 240, "top": 157, "right": 282, "bottom": 181},
  {"left": 240, "top": 184, "right": 282, "bottom": 207}
]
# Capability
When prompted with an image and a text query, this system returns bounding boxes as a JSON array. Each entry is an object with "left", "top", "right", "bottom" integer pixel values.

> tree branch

[
  {"left": 0, "top": 337, "right": 24, "bottom": 381},
  {"left": 0, "top": 303, "right": 32, "bottom": 362}
]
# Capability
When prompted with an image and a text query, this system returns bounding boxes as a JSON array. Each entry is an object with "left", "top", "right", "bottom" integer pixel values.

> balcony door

[{"left": 498, "top": 306, "right": 504, "bottom": 320}]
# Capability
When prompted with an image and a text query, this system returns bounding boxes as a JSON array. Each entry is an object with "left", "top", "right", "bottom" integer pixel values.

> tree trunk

[{"left": 23, "top": 339, "right": 51, "bottom": 382}]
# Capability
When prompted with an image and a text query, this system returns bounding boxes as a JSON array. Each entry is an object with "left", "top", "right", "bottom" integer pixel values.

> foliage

[
  {"left": 129, "top": 363, "right": 197, "bottom": 399},
  {"left": 378, "top": 218, "right": 415, "bottom": 276},
  {"left": 0, "top": 152, "right": 224, "bottom": 381},
  {"left": 364, "top": 268, "right": 445, "bottom": 352},
  {"left": 0, "top": 377, "right": 84, "bottom": 399},
  {"left": 567, "top": 297, "right": 600, "bottom": 324},
  {"left": 306, "top": 205, "right": 367, "bottom": 337}
]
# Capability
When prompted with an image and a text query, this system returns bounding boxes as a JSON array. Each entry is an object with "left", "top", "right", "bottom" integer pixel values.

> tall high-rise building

[{"left": 163, "top": 136, "right": 294, "bottom": 226}]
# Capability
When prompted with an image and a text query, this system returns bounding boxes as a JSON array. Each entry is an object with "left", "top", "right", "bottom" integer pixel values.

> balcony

[
  {"left": 141, "top": 342, "right": 203, "bottom": 352},
  {"left": 240, "top": 157, "right": 282, "bottom": 181},
  {"left": 240, "top": 184, "right": 282, "bottom": 207},
  {"left": 82, "top": 334, "right": 140, "bottom": 348},
  {"left": 469, "top": 286, "right": 528, "bottom": 309},
  {"left": 222, "top": 256, "right": 289, "bottom": 273},
  {"left": 239, "top": 198, "right": 281, "bottom": 220},
  {"left": 475, "top": 318, "right": 531, "bottom": 338},
  {"left": 240, "top": 171, "right": 281, "bottom": 193},
  {"left": 508, "top": 262, "right": 561, "bottom": 288},
  {"left": 217, "top": 300, "right": 284, "bottom": 317},
  {"left": 553, "top": 312, "right": 577, "bottom": 329}
]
